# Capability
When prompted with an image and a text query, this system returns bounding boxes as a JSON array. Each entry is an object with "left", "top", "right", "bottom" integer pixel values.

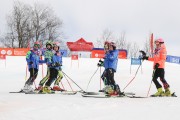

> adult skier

[
  {"left": 22, "top": 41, "right": 45, "bottom": 92},
  {"left": 142, "top": 38, "right": 171, "bottom": 96},
  {"left": 98, "top": 41, "right": 123, "bottom": 96}
]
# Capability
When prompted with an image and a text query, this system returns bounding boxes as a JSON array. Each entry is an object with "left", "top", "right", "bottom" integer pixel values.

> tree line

[{"left": 0, "top": 1, "right": 151, "bottom": 58}]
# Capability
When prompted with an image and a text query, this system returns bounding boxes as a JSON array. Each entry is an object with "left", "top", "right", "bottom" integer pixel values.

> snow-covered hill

[{"left": 0, "top": 56, "right": 179, "bottom": 120}]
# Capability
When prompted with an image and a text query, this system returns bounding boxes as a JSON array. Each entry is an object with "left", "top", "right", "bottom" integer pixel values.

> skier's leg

[
  {"left": 152, "top": 69, "right": 164, "bottom": 96},
  {"left": 107, "top": 68, "right": 122, "bottom": 95},
  {"left": 43, "top": 68, "right": 58, "bottom": 93},
  {"left": 25, "top": 68, "right": 38, "bottom": 85},
  {"left": 54, "top": 70, "right": 63, "bottom": 86},
  {"left": 53, "top": 70, "right": 64, "bottom": 91},
  {"left": 104, "top": 69, "right": 116, "bottom": 94},
  {"left": 23, "top": 68, "right": 38, "bottom": 92},
  {"left": 45, "top": 68, "right": 58, "bottom": 87},
  {"left": 37, "top": 68, "right": 50, "bottom": 90},
  {"left": 101, "top": 70, "right": 109, "bottom": 85},
  {"left": 159, "top": 69, "right": 171, "bottom": 96}
]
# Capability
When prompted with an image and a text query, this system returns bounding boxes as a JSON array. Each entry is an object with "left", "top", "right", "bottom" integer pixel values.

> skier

[
  {"left": 22, "top": 41, "right": 45, "bottom": 92},
  {"left": 98, "top": 41, "right": 123, "bottom": 96},
  {"left": 52, "top": 42, "right": 64, "bottom": 91},
  {"left": 142, "top": 38, "right": 171, "bottom": 96},
  {"left": 36, "top": 41, "right": 54, "bottom": 91},
  {"left": 41, "top": 42, "right": 63, "bottom": 93}
]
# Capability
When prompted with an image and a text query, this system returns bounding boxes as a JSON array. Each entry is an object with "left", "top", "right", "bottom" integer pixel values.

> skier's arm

[{"left": 26, "top": 51, "right": 32, "bottom": 63}]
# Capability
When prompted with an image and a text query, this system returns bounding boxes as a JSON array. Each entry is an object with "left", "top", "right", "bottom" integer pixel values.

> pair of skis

[
  {"left": 9, "top": 90, "right": 77, "bottom": 95},
  {"left": 81, "top": 92, "right": 177, "bottom": 98}
]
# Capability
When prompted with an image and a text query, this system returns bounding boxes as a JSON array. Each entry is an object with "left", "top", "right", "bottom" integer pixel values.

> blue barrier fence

[
  {"left": 166, "top": 55, "right": 180, "bottom": 64},
  {"left": 131, "top": 58, "right": 141, "bottom": 65}
]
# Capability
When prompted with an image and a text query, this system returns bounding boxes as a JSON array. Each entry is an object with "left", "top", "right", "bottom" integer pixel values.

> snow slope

[{"left": 0, "top": 56, "right": 180, "bottom": 120}]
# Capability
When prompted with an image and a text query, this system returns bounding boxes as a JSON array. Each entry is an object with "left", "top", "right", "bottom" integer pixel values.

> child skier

[
  {"left": 41, "top": 42, "right": 63, "bottom": 93},
  {"left": 36, "top": 41, "right": 54, "bottom": 91},
  {"left": 142, "top": 38, "right": 171, "bottom": 96},
  {"left": 98, "top": 41, "right": 123, "bottom": 96},
  {"left": 52, "top": 42, "right": 64, "bottom": 91},
  {"left": 22, "top": 41, "right": 45, "bottom": 93}
]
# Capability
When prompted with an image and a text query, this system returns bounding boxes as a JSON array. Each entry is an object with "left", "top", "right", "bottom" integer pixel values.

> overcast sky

[{"left": 0, "top": 0, "right": 180, "bottom": 56}]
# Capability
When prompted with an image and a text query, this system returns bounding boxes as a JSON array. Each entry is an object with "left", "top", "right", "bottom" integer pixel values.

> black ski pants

[
  {"left": 153, "top": 68, "right": 170, "bottom": 89},
  {"left": 101, "top": 68, "right": 116, "bottom": 87},
  {"left": 45, "top": 68, "right": 58, "bottom": 87},
  {"left": 25, "top": 68, "right": 38, "bottom": 85}
]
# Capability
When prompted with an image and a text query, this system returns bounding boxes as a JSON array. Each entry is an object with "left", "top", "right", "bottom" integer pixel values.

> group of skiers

[
  {"left": 22, "top": 38, "right": 172, "bottom": 97},
  {"left": 22, "top": 41, "right": 64, "bottom": 93}
]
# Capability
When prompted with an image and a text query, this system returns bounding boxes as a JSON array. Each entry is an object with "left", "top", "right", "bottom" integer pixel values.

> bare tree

[
  {"left": 143, "top": 38, "right": 151, "bottom": 57},
  {"left": 129, "top": 42, "right": 139, "bottom": 58},
  {"left": 95, "top": 29, "right": 114, "bottom": 48},
  {"left": 5, "top": 1, "right": 31, "bottom": 48},
  {"left": 4, "top": 1, "right": 64, "bottom": 48},
  {"left": 116, "top": 32, "right": 126, "bottom": 49},
  {"left": 31, "top": 3, "right": 63, "bottom": 44}
]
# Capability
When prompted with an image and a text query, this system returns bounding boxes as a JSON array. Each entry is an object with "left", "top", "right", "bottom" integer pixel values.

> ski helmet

[
  {"left": 34, "top": 41, "right": 40, "bottom": 48},
  {"left": 109, "top": 42, "right": 116, "bottom": 50},
  {"left": 155, "top": 38, "right": 164, "bottom": 43},
  {"left": 46, "top": 41, "right": 53, "bottom": 48},
  {"left": 53, "top": 42, "right": 60, "bottom": 50}
]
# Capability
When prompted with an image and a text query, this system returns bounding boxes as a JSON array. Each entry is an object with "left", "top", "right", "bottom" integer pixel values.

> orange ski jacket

[{"left": 148, "top": 44, "right": 167, "bottom": 69}]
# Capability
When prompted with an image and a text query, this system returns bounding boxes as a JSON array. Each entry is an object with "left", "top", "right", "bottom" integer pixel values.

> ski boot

[
  {"left": 151, "top": 88, "right": 164, "bottom": 97},
  {"left": 35, "top": 85, "right": 43, "bottom": 91},
  {"left": 164, "top": 88, "right": 171, "bottom": 96},
  {"left": 99, "top": 85, "right": 107, "bottom": 92},
  {"left": 104, "top": 85, "right": 115, "bottom": 95},
  {"left": 42, "top": 86, "right": 55, "bottom": 94},
  {"left": 115, "top": 84, "right": 125, "bottom": 97},
  {"left": 53, "top": 85, "right": 65, "bottom": 91},
  {"left": 22, "top": 84, "right": 34, "bottom": 93}
]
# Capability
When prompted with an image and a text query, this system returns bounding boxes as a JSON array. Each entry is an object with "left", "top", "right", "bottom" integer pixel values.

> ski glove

[
  {"left": 142, "top": 56, "right": 148, "bottom": 60},
  {"left": 55, "top": 62, "right": 62, "bottom": 66},
  {"left": 51, "top": 63, "right": 56, "bottom": 67},
  {"left": 154, "top": 63, "right": 160, "bottom": 69},
  {"left": 29, "top": 61, "right": 33, "bottom": 65},
  {"left": 97, "top": 60, "right": 104, "bottom": 67},
  {"left": 51, "top": 62, "right": 62, "bottom": 67}
]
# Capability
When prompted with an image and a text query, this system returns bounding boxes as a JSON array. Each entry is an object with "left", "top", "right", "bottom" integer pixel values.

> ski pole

[
  {"left": 86, "top": 67, "right": 99, "bottom": 91},
  {"left": 25, "top": 64, "right": 28, "bottom": 81},
  {"left": 123, "top": 51, "right": 145, "bottom": 91},
  {"left": 100, "top": 66, "right": 102, "bottom": 90},
  {"left": 123, "top": 60, "right": 143, "bottom": 91},
  {"left": 63, "top": 74, "right": 74, "bottom": 91},
  {"left": 62, "top": 71, "right": 85, "bottom": 92},
  {"left": 146, "top": 69, "right": 156, "bottom": 97},
  {"left": 60, "top": 81, "right": 65, "bottom": 90}
]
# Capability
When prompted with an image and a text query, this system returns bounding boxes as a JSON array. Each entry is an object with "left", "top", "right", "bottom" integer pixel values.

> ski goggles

[{"left": 34, "top": 44, "right": 40, "bottom": 48}]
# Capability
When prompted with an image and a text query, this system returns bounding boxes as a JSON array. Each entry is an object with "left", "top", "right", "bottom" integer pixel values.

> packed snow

[{"left": 0, "top": 56, "right": 179, "bottom": 120}]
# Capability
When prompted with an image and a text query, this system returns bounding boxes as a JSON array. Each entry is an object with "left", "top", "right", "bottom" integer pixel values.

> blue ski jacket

[
  {"left": 103, "top": 50, "right": 118, "bottom": 72},
  {"left": 48, "top": 50, "right": 62, "bottom": 70},
  {"left": 26, "top": 49, "right": 45, "bottom": 70}
]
